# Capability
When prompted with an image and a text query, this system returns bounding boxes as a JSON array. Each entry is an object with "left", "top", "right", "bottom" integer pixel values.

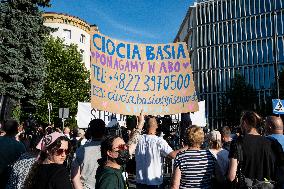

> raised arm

[{"left": 127, "top": 110, "right": 145, "bottom": 155}]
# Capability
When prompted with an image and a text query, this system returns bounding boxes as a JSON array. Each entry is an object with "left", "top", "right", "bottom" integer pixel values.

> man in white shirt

[{"left": 135, "top": 116, "right": 183, "bottom": 189}]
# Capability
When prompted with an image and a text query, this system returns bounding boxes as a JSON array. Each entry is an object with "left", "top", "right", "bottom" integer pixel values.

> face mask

[{"left": 115, "top": 149, "right": 130, "bottom": 165}]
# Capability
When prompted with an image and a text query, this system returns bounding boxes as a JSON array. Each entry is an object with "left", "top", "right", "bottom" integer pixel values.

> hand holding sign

[{"left": 137, "top": 109, "right": 145, "bottom": 130}]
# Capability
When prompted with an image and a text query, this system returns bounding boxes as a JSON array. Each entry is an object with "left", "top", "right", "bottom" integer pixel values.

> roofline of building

[
  {"left": 173, "top": 5, "right": 195, "bottom": 42},
  {"left": 43, "top": 12, "right": 99, "bottom": 33},
  {"left": 43, "top": 12, "right": 92, "bottom": 26}
]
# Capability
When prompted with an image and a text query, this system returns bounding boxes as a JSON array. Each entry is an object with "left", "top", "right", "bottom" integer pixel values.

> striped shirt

[{"left": 174, "top": 150, "right": 216, "bottom": 189}]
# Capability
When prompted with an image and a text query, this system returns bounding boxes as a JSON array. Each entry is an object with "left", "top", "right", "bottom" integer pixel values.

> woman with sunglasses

[{"left": 23, "top": 132, "right": 72, "bottom": 189}]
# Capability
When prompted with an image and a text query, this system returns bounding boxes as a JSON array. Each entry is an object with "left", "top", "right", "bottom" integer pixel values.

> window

[
  {"left": 80, "top": 34, "right": 85, "bottom": 43},
  {"left": 80, "top": 49, "right": 84, "bottom": 61},
  {"left": 63, "top": 29, "right": 71, "bottom": 39}
]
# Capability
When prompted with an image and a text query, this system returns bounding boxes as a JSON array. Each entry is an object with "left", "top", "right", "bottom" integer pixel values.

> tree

[
  {"left": 34, "top": 37, "right": 90, "bottom": 128},
  {"left": 219, "top": 73, "right": 258, "bottom": 127},
  {"left": 0, "top": 0, "right": 52, "bottom": 120}
]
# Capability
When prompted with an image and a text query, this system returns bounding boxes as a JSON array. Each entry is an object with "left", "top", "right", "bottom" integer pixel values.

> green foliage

[
  {"left": 219, "top": 73, "right": 258, "bottom": 126},
  {"left": 0, "top": 0, "right": 52, "bottom": 104},
  {"left": 34, "top": 37, "right": 90, "bottom": 127},
  {"left": 11, "top": 103, "right": 21, "bottom": 122}
]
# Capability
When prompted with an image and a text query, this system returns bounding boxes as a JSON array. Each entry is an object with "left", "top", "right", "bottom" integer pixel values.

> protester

[
  {"left": 71, "top": 119, "right": 106, "bottom": 189},
  {"left": 69, "top": 128, "right": 83, "bottom": 153},
  {"left": 265, "top": 116, "right": 284, "bottom": 150},
  {"left": 45, "top": 125, "right": 54, "bottom": 135},
  {"left": 208, "top": 130, "right": 229, "bottom": 177},
  {"left": 78, "top": 129, "right": 87, "bottom": 146},
  {"left": 122, "top": 116, "right": 138, "bottom": 175},
  {"left": 122, "top": 116, "right": 137, "bottom": 143},
  {"left": 220, "top": 126, "right": 232, "bottom": 151},
  {"left": 63, "top": 127, "right": 71, "bottom": 139},
  {"left": 171, "top": 125, "right": 222, "bottom": 189},
  {"left": 135, "top": 115, "right": 186, "bottom": 189},
  {"left": 96, "top": 111, "right": 144, "bottom": 189},
  {"left": 0, "top": 127, "right": 5, "bottom": 136},
  {"left": 227, "top": 111, "right": 276, "bottom": 188},
  {"left": 23, "top": 132, "right": 72, "bottom": 189},
  {"left": 0, "top": 120, "right": 26, "bottom": 188},
  {"left": 265, "top": 116, "right": 284, "bottom": 188},
  {"left": 6, "top": 136, "right": 41, "bottom": 189}
]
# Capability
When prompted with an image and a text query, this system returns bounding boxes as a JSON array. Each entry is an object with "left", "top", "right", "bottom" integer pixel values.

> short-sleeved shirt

[
  {"left": 95, "top": 166, "right": 125, "bottom": 189},
  {"left": 229, "top": 134, "right": 276, "bottom": 180},
  {"left": 268, "top": 134, "right": 284, "bottom": 151},
  {"left": 209, "top": 148, "right": 229, "bottom": 176},
  {"left": 135, "top": 134, "right": 173, "bottom": 185},
  {"left": 72, "top": 140, "right": 101, "bottom": 189},
  {"left": 174, "top": 150, "right": 216, "bottom": 189},
  {"left": 31, "top": 164, "right": 72, "bottom": 189}
]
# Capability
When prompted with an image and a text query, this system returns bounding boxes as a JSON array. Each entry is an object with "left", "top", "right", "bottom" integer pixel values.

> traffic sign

[
  {"left": 59, "top": 108, "right": 69, "bottom": 118},
  {"left": 272, "top": 99, "right": 284, "bottom": 114}
]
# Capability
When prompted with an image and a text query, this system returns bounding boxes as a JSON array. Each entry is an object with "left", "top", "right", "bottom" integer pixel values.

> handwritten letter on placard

[{"left": 90, "top": 30, "right": 198, "bottom": 115}]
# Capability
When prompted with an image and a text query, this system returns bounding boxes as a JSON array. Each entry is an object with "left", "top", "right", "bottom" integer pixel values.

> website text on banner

[{"left": 90, "top": 30, "right": 198, "bottom": 115}]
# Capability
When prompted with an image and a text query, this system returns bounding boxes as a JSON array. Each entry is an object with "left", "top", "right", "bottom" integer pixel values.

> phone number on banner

[{"left": 109, "top": 72, "right": 191, "bottom": 92}]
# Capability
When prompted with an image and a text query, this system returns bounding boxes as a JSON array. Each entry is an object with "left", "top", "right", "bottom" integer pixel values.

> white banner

[
  {"left": 77, "top": 102, "right": 126, "bottom": 128},
  {"left": 77, "top": 102, "right": 182, "bottom": 129}
]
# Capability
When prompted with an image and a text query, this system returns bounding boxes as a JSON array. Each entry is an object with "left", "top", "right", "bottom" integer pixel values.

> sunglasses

[
  {"left": 55, "top": 148, "right": 70, "bottom": 155},
  {"left": 113, "top": 144, "right": 128, "bottom": 152}
]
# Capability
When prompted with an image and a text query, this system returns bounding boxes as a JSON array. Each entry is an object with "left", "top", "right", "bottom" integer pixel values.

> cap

[{"left": 36, "top": 132, "right": 66, "bottom": 151}]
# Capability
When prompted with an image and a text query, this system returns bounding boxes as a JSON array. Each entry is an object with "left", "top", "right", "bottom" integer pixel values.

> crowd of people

[{"left": 0, "top": 111, "right": 283, "bottom": 189}]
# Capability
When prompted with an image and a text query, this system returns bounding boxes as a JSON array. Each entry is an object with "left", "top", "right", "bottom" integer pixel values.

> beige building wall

[{"left": 43, "top": 12, "right": 98, "bottom": 70}]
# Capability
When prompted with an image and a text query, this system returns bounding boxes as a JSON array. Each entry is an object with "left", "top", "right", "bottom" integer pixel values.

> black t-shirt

[
  {"left": 32, "top": 164, "right": 72, "bottom": 189},
  {"left": 223, "top": 141, "right": 231, "bottom": 152},
  {"left": 229, "top": 134, "right": 276, "bottom": 180}
]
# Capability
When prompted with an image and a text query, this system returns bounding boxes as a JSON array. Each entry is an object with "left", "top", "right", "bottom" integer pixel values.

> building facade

[
  {"left": 43, "top": 12, "right": 98, "bottom": 70},
  {"left": 175, "top": 0, "right": 284, "bottom": 129}
]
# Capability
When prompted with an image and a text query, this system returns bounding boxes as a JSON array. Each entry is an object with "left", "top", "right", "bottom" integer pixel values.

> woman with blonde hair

[
  {"left": 171, "top": 125, "right": 220, "bottom": 189},
  {"left": 208, "top": 130, "right": 229, "bottom": 177}
]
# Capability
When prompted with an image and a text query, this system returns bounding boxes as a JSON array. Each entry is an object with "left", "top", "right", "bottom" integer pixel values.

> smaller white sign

[{"left": 190, "top": 101, "right": 206, "bottom": 127}]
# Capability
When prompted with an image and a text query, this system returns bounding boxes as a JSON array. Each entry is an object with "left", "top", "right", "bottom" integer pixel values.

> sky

[{"left": 44, "top": 0, "right": 195, "bottom": 44}]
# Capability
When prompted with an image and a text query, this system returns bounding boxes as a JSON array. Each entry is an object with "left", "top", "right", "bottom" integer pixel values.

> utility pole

[{"left": 47, "top": 102, "right": 52, "bottom": 125}]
